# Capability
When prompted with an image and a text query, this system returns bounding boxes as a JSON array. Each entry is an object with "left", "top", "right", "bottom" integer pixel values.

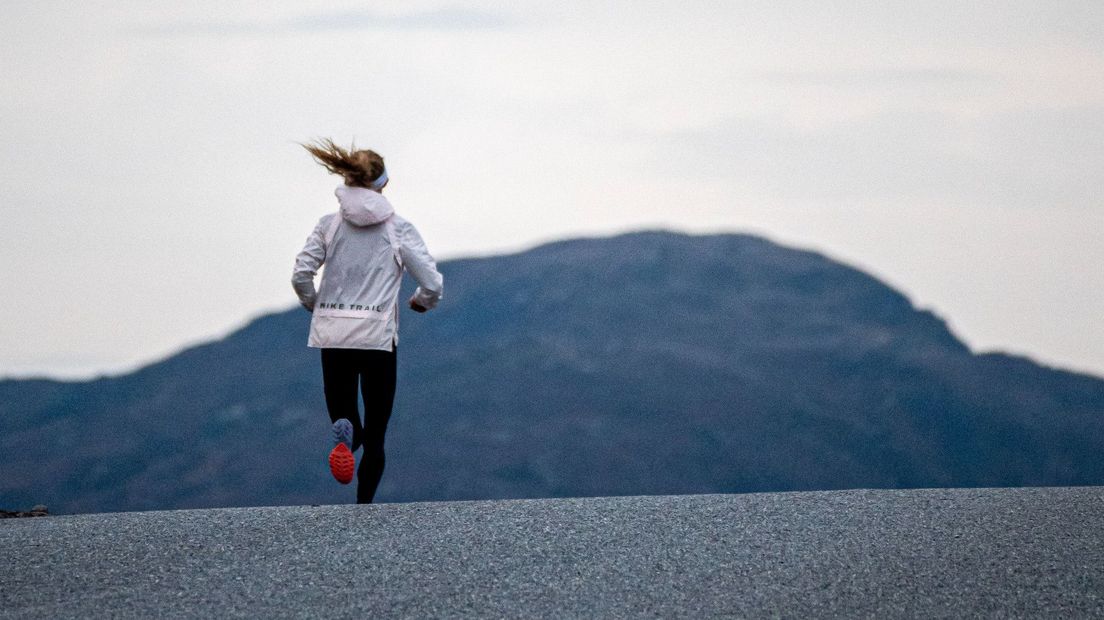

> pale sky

[{"left": 1, "top": 1, "right": 1102, "bottom": 379}]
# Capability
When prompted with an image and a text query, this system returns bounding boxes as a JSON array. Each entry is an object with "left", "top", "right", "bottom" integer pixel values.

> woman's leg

[
  {"left": 355, "top": 346, "right": 398, "bottom": 504},
  {"left": 320, "top": 348, "right": 364, "bottom": 446}
]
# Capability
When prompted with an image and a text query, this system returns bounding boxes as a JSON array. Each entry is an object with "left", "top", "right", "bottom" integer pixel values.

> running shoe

[
  {"left": 329, "top": 418, "right": 355, "bottom": 484},
  {"left": 332, "top": 417, "right": 354, "bottom": 449}
]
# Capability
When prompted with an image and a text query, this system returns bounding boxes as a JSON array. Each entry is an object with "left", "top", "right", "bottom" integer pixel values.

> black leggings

[{"left": 320, "top": 346, "right": 397, "bottom": 504}]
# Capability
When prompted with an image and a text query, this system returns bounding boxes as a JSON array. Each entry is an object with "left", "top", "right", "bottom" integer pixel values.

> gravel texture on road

[{"left": 2, "top": 487, "right": 1102, "bottom": 618}]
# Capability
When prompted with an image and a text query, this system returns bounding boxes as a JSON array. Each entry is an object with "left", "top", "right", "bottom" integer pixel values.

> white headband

[{"left": 369, "top": 168, "right": 389, "bottom": 190}]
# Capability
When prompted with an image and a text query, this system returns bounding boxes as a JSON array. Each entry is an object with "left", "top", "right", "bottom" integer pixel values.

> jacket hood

[{"left": 335, "top": 185, "right": 395, "bottom": 226}]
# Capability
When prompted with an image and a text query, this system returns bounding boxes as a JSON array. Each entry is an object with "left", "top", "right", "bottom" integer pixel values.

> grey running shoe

[{"left": 331, "top": 418, "right": 354, "bottom": 450}]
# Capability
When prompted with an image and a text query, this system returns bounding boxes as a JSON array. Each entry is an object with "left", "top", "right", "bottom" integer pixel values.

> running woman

[{"left": 292, "top": 139, "right": 444, "bottom": 504}]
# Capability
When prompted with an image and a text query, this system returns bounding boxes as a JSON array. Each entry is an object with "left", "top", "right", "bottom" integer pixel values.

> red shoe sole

[{"left": 329, "top": 443, "right": 355, "bottom": 484}]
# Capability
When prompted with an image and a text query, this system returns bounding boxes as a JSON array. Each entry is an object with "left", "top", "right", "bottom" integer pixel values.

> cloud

[
  {"left": 655, "top": 105, "right": 1104, "bottom": 211},
  {"left": 128, "top": 7, "right": 515, "bottom": 36},
  {"left": 747, "top": 67, "right": 995, "bottom": 88}
]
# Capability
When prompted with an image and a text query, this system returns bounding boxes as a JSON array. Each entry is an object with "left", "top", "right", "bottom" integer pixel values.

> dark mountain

[{"left": 2, "top": 231, "right": 1102, "bottom": 514}]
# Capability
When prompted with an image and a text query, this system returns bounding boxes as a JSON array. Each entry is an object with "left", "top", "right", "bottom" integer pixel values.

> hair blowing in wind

[{"left": 301, "top": 138, "right": 385, "bottom": 188}]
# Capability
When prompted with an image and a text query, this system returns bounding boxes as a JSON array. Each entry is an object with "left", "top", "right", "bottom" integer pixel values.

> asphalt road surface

[{"left": 2, "top": 487, "right": 1102, "bottom": 618}]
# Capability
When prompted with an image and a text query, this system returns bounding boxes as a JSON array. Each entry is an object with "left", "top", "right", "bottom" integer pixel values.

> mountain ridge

[
  {"left": 7, "top": 229, "right": 1091, "bottom": 383},
  {"left": 2, "top": 229, "right": 1102, "bottom": 513}
]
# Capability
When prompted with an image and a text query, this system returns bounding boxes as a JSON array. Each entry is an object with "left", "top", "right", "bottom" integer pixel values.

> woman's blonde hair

[{"left": 301, "top": 138, "right": 385, "bottom": 189}]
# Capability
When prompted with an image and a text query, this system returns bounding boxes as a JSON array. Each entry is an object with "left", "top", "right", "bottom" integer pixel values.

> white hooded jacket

[{"left": 291, "top": 185, "right": 443, "bottom": 350}]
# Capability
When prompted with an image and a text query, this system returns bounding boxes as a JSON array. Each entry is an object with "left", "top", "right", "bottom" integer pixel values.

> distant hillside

[{"left": 2, "top": 230, "right": 1102, "bottom": 514}]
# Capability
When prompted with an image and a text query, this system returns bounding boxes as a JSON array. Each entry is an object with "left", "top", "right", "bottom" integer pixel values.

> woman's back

[
  {"left": 293, "top": 185, "right": 443, "bottom": 351},
  {"left": 318, "top": 212, "right": 401, "bottom": 312}
]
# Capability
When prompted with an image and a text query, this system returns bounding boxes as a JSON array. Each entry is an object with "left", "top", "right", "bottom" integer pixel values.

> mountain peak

[{"left": 1, "top": 230, "right": 1100, "bottom": 513}]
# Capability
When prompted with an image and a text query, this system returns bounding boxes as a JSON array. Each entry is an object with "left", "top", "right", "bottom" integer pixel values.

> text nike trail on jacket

[{"left": 291, "top": 185, "right": 444, "bottom": 350}]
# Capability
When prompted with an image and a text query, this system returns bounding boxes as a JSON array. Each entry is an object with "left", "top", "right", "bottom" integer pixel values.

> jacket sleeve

[
  {"left": 398, "top": 218, "right": 444, "bottom": 310},
  {"left": 291, "top": 215, "right": 329, "bottom": 311}
]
